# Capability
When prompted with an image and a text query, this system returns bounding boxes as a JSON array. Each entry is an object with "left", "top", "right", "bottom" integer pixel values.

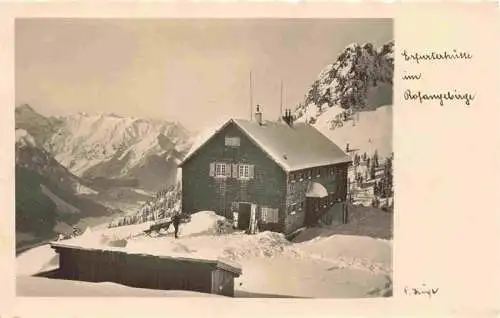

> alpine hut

[{"left": 179, "top": 106, "right": 352, "bottom": 235}]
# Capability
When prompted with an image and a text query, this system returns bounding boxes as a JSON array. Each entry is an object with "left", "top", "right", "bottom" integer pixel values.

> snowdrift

[
  {"left": 294, "top": 234, "right": 392, "bottom": 275},
  {"left": 16, "top": 244, "right": 59, "bottom": 276},
  {"left": 17, "top": 276, "right": 222, "bottom": 297},
  {"left": 180, "top": 211, "right": 233, "bottom": 236},
  {"left": 17, "top": 211, "right": 392, "bottom": 298}
]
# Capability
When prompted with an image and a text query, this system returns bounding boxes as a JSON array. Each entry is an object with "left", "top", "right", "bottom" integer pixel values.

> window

[
  {"left": 209, "top": 162, "right": 232, "bottom": 178},
  {"left": 216, "top": 163, "right": 226, "bottom": 176},
  {"left": 239, "top": 164, "right": 250, "bottom": 178},
  {"left": 211, "top": 162, "right": 254, "bottom": 179},
  {"left": 237, "top": 164, "right": 254, "bottom": 180},
  {"left": 225, "top": 136, "right": 240, "bottom": 147},
  {"left": 261, "top": 207, "right": 279, "bottom": 223}
]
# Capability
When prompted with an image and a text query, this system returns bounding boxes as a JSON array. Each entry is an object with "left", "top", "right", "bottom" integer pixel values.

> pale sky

[{"left": 16, "top": 18, "right": 392, "bottom": 131}]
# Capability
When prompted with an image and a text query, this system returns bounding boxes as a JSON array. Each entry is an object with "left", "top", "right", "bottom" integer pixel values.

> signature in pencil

[{"left": 404, "top": 284, "right": 439, "bottom": 298}]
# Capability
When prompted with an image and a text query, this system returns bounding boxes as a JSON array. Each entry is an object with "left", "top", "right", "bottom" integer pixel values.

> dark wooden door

[
  {"left": 305, "top": 197, "right": 320, "bottom": 226},
  {"left": 237, "top": 203, "right": 251, "bottom": 230}
]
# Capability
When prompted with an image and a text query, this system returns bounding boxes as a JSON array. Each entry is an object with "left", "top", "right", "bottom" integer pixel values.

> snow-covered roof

[
  {"left": 180, "top": 118, "right": 351, "bottom": 172},
  {"left": 50, "top": 242, "right": 242, "bottom": 276}
]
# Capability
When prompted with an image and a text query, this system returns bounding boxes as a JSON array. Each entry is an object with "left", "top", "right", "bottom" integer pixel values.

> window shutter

[
  {"left": 209, "top": 162, "right": 215, "bottom": 177},
  {"left": 249, "top": 165, "right": 255, "bottom": 179},
  {"left": 225, "top": 163, "right": 232, "bottom": 177},
  {"left": 232, "top": 164, "right": 238, "bottom": 178}
]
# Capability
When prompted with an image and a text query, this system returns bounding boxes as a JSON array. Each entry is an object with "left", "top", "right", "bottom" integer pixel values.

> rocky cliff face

[{"left": 294, "top": 40, "right": 394, "bottom": 121}]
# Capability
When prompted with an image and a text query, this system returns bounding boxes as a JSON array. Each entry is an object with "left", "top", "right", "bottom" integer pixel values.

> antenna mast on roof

[{"left": 249, "top": 71, "right": 253, "bottom": 121}]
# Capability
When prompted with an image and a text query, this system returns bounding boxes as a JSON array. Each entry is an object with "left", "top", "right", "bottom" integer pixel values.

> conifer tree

[
  {"left": 370, "top": 161, "right": 376, "bottom": 180},
  {"left": 379, "top": 158, "right": 393, "bottom": 198},
  {"left": 373, "top": 150, "right": 379, "bottom": 168},
  {"left": 354, "top": 154, "right": 360, "bottom": 167}
]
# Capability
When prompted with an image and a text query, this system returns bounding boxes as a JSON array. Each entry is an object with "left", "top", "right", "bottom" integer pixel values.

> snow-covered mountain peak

[
  {"left": 46, "top": 113, "right": 190, "bottom": 176},
  {"left": 294, "top": 40, "right": 394, "bottom": 122},
  {"left": 15, "top": 129, "right": 37, "bottom": 148},
  {"left": 28, "top": 111, "right": 192, "bottom": 191},
  {"left": 16, "top": 105, "right": 192, "bottom": 192}
]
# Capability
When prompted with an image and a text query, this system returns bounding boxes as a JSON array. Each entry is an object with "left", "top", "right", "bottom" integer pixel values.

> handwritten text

[
  {"left": 401, "top": 48, "right": 475, "bottom": 106},
  {"left": 402, "top": 49, "right": 473, "bottom": 64},
  {"left": 404, "top": 89, "right": 475, "bottom": 106},
  {"left": 404, "top": 284, "right": 439, "bottom": 299}
]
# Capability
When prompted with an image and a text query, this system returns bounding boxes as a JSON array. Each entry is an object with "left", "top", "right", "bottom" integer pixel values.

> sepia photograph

[{"left": 15, "top": 18, "right": 394, "bottom": 298}]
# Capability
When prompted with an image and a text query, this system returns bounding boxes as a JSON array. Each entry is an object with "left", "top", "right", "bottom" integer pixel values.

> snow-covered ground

[
  {"left": 315, "top": 104, "right": 392, "bottom": 159},
  {"left": 17, "top": 211, "right": 392, "bottom": 298},
  {"left": 17, "top": 276, "right": 222, "bottom": 297},
  {"left": 17, "top": 244, "right": 60, "bottom": 276},
  {"left": 295, "top": 205, "right": 392, "bottom": 241}
]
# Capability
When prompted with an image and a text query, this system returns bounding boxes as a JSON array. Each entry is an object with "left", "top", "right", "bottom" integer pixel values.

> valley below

[{"left": 15, "top": 105, "right": 191, "bottom": 251}]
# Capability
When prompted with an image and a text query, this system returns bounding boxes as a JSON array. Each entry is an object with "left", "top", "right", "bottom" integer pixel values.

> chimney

[
  {"left": 255, "top": 104, "right": 263, "bottom": 125},
  {"left": 283, "top": 109, "right": 294, "bottom": 127},
  {"left": 281, "top": 108, "right": 288, "bottom": 124}
]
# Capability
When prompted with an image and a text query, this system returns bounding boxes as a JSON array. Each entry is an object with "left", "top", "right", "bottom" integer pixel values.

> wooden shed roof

[{"left": 50, "top": 242, "right": 242, "bottom": 276}]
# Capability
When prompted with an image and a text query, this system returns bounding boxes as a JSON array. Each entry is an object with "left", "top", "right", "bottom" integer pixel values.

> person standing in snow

[
  {"left": 172, "top": 212, "right": 181, "bottom": 239},
  {"left": 72, "top": 225, "right": 82, "bottom": 238}
]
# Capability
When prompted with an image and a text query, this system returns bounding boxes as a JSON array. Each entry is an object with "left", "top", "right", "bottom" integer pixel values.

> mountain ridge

[
  {"left": 15, "top": 129, "right": 116, "bottom": 250},
  {"left": 16, "top": 105, "right": 192, "bottom": 192},
  {"left": 294, "top": 40, "right": 394, "bottom": 121}
]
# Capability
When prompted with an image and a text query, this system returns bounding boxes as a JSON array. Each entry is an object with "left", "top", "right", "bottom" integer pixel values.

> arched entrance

[{"left": 305, "top": 182, "right": 329, "bottom": 226}]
